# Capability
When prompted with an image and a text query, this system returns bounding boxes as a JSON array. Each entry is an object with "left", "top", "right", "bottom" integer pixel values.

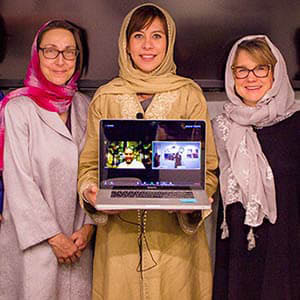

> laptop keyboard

[{"left": 111, "top": 190, "right": 194, "bottom": 199}]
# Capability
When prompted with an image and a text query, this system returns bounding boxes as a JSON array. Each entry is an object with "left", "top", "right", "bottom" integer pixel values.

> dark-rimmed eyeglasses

[
  {"left": 231, "top": 64, "right": 271, "bottom": 79},
  {"left": 38, "top": 47, "right": 79, "bottom": 60}
]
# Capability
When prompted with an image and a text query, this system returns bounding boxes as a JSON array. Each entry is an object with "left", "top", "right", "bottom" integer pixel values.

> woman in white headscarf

[
  {"left": 78, "top": 3, "right": 218, "bottom": 300},
  {"left": 212, "top": 35, "right": 300, "bottom": 300}
]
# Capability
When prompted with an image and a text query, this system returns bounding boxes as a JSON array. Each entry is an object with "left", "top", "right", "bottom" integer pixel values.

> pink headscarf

[{"left": 0, "top": 20, "right": 80, "bottom": 169}]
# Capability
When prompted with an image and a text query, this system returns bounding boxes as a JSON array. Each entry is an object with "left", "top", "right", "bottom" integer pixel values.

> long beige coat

[
  {"left": 78, "top": 85, "right": 218, "bottom": 300},
  {"left": 0, "top": 93, "right": 93, "bottom": 300}
]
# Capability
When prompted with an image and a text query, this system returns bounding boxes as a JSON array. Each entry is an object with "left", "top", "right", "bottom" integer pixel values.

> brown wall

[{"left": 0, "top": 0, "right": 300, "bottom": 90}]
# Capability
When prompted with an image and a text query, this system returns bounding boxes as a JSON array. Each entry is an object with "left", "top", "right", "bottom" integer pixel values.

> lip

[
  {"left": 52, "top": 70, "right": 67, "bottom": 75},
  {"left": 245, "top": 86, "right": 262, "bottom": 91},
  {"left": 140, "top": 54, "right": 156, "bottom": 60}
]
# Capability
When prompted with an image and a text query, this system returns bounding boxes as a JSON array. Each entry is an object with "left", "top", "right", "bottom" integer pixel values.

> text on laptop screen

[{"left": 99, "top": 120, "right": 206, "bottom": 190}]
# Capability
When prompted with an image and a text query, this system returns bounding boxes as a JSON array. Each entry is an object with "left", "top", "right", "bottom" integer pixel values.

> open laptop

[{"left": 95, "top": 119, "right": 210, "bottom": 210}]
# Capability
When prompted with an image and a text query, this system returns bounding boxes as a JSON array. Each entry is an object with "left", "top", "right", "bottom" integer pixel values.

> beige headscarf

[
  {"left": 96, "top": 2, "right": 200, "bottom": 96},
  {"left": 220, "top": 35, "right": 300, "bottom": 250}
]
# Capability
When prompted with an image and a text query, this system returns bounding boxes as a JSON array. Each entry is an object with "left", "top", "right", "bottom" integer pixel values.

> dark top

[{"left": 213, "top": 111, "right": 300, "bottom": 300}]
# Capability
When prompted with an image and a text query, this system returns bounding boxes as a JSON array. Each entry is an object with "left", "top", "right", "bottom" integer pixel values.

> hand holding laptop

[
  {"left": 83, "top": 184, "right": 121, "bottom": 215},
  {"left": 96, "top": 120, "right": 211, "bottom": 211},
  {"left": 83, "top": 184, "right": 98, "bottom": 206}
]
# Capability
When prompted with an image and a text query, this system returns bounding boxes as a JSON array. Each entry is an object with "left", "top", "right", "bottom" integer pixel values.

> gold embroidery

[
  {"left": 115, "top": 94, "right": 140, "bottom": 119},
  {"left": 115, "top": 91, "right": 179, "bottom": 120},
  {"left": 146, "top": 91, "right": 179, "bottom": 119}
]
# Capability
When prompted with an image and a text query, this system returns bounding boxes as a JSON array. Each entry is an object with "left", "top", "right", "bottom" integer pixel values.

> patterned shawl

[
  {"left": 0, "top": 20, "right": 80, "bottom": 169},
  {"left": 219, "top": 35, "right": 300, "bottom": 249}
]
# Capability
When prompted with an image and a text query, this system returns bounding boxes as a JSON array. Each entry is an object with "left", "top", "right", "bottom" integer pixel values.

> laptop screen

[{"left": 99, "top": 120, "right": 206, "bottom": 190}]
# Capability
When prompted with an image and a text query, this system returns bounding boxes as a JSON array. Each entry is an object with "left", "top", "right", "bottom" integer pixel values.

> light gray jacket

[{"left": 0, "top": 92, "right": 93, "bottom": 300}]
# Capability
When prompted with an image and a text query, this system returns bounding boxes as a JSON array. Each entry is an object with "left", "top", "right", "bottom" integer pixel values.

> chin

[
  {"left": 137, "top": 63, "right": 159, "bottom": 73},
  {"left": 50, "top": 79, "right": 68, "bottom": 86},
  {"left": 242, "top": 97, "right": 260, "bottom": 107},
  {"left": 241, "top": 93, "right": 263, "bottom": 103}
]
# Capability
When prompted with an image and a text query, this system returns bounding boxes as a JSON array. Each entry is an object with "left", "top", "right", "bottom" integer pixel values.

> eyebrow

[
  {"left": 234, "top": 65, "right": 258, "bottom": 69},
  {"left": 137, "top": 29, "right": 165, "bottom": 35},
  {"left": 233, "top": 65, "right": 248, "bottom": 69},
  {"left": 40, "top": 43, "right": 76, "bottom": 49},
  {"left": 152, "top": 30, "right": 165, "bottom": 34}
]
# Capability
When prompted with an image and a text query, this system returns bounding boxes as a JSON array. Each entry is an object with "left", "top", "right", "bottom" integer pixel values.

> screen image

[
  {"left": 99, "top": 120, "right": 206, "bottom": 189},
  {"left": 104, "top": 141, "right": 152, "bottom": 169},
  {"left": 152, "top": 141, "right": 201, "bottom": 170}
]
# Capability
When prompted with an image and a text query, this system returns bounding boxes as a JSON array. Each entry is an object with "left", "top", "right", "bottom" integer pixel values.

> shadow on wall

[
  {"left": 293, "top": 27, "right": 300, "bottom": 81},
  {"left": 0, "top": 14, "right": 7, "bottom": 63}
]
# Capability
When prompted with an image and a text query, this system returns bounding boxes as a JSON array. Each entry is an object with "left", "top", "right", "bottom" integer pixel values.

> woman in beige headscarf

[
  {"left": 78, "top": 3, "right": 218, "bottom": 299},
  {"left": 212, "top": 35, "right": 300, "bottom": 300}
]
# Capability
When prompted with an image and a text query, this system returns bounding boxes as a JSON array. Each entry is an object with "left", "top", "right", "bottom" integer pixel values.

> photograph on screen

[
  {"left": 152, "top": 141, "right": 201, "bottom": 169},
  {"left": 104, "top": 141, "right": 152, "bottom": 169}
]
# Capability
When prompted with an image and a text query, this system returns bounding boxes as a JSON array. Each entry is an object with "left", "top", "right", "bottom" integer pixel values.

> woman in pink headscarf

[
  {"left": 212, "top": 35, "right": 300, "bottom": 300},
  {"left": 0, "top": 20, "right": 94, "bottom": 299}
]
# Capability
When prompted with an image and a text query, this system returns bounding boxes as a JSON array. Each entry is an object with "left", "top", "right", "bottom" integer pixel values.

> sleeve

[
  {"left": 176, "top": 85, "right": 219, "bottom": 234},
  {"left": 77, "top": 95, "right": 108, "bottom": 225},
  {"left": 82, "top": 210, "right": 97, "bottom": 225},
  {"left": 3, "top": 101, "right": 61, "bottom": 250}
]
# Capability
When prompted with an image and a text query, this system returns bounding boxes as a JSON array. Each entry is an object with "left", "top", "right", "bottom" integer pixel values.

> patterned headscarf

[
  {"left": 218, "top": 35, "right": 300, "bottom": 249},
  {"left": 0, "top": 20, "right": 80, "bottom": 169}
]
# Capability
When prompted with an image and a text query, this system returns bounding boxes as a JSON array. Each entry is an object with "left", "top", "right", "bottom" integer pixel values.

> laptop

[{"left": 95, "top": 119, "right": 210, "bottom": 210}]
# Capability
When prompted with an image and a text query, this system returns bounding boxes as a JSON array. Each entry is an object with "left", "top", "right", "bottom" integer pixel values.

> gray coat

[{"left": 0, "top": 92, "right": 93, "bottom": 300}]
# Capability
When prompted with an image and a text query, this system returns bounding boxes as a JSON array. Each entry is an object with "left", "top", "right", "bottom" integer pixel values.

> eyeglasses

[
  {"left": 232, "top": 64, "right": 271, "bottom": 79},
  {"left": 38, "top": 47, "right": 79, "bottom": 60}
]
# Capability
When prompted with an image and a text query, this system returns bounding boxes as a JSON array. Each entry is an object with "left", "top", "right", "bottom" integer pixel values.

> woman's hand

[
  {"left": 83, "top": 184, "right": 121, "bottom": 215},
  {"left": 83, "top": 184, "right": 98, "bottom": 206},
  {"left": 71, "top": 224, "right": 95, "bottom": 251},
  {"left": 48, "top": 233, "right": 79, "bottom": 265}
]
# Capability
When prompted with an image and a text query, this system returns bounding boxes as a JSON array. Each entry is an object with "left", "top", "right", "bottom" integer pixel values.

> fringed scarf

[{"left": 219, "top": 35, "right": 300, "bottom": 250}]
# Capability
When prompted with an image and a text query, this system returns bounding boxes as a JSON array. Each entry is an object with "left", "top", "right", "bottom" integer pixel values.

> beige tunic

[
  {"left": 78, "top": 85, "right": 218, "bottom": 300},
  {"left": 0, "top": 93, "right": 93, "bottom": 300}
]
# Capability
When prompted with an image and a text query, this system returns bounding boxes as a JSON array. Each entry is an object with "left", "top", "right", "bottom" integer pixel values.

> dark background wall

[{"left": 0, "top": 0, "right": 300, "bottom": 91}]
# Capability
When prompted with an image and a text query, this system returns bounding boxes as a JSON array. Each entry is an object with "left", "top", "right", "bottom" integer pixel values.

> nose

[
  {"left": 247, "top": 70, "right": 257, "bottom": 81},
  {"left": 142, "top": 36, "right": 153, "bottom": 49},
  {"left": 55, "top": 52, "right": 65, "bottom": 65}
]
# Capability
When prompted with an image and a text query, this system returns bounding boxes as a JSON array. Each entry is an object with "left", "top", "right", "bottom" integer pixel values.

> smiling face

[
  {"left": 233, "top": 49, "right": 274, "bottom": 107},
  {"left": 124, "top": 148, "right": 134, "bottom": 164},
  {"left": 39, "top": 28, "right": 77, "bottom": 86},
  {"left": 127, "top": 17, "right": 167, "bottom": 73}
]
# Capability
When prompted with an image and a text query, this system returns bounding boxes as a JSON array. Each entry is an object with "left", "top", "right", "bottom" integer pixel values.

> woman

[
  {"left": 78, "top": 4, "right": 218, "bottom": 300},
  {"left": 0, "top": 20, "right": 94, "bottom": 299},
  {"left": 212, "top": 35, "right": 300, "bottom": 299}
]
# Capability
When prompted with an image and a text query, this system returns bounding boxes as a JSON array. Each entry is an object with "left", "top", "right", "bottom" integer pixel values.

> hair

[
  {"left": 37, "top": 20, "right": 88, "bottom": 75},
  {"left": 126, "top": 5, "right": 168, "bottom": 44},
  {"left": 232, "top": 37, "right": 277, "bottom": 70},
  {"left": 124, "top": 147, "right": 134, "bottom": 152}
]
